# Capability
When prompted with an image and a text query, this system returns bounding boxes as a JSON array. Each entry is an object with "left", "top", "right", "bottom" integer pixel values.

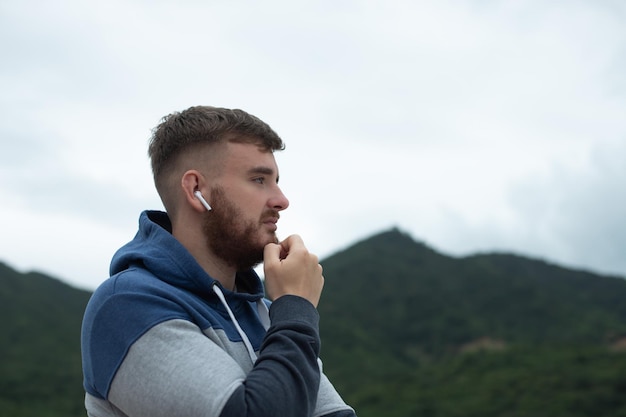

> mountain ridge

[
  {"left": 3, "top": 227, "right": 626, "bottom": 416},
  {"left": 316, "top": 228, "right": 626, "bottom": 416},
  {"left": 320, "top": 228, "right": 626, "bottom": 351}
]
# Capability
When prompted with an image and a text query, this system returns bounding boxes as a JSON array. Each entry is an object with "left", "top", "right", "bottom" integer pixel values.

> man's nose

[{"left": 270, "top": 187, "right": 289, "bottom": 211}]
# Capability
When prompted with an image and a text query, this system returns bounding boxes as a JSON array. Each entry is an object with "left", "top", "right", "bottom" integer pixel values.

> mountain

[
  {"left": 3, "top": 228, "right": 626, "bottom": 416},
  {"left": 319, "top": 228, "right": 626, "bottom": 353},
  {"left": 0, "top": 261, "right": 92, "bottom": 417},
  {"left": 317, "top": 228, "right": 626, "bottom": 417}
]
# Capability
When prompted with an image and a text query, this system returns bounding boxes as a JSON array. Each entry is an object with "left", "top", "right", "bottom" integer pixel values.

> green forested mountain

[
  {"left": 3, "top": 228, "right": 626, "bottom": 416},
  {"left": 318, "top": 228, "right": 626, "bottom": 417},
  {"left": 0, "top": 262, "right": 92, "bottom": 417}
]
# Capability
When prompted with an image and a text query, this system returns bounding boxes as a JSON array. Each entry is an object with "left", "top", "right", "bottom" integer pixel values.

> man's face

[{"left": 202, "top": 142, "right": 289, "bottom": 270}]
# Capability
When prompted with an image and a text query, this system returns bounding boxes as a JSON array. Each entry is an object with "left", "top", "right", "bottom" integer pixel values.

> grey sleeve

[
  {"left": 108, "top": 319, "right": 249, "bottom": 416},
  {"left": 108, "top": 295, "right": 355, "bottom": 417},
  {"left": 313, "top": 371, "right": 357, "bottom": 417}
]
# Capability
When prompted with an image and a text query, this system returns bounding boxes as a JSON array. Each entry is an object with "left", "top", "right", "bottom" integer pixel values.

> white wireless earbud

[{"left": 194, "top": 190, "right": 212, "bottom": 211}]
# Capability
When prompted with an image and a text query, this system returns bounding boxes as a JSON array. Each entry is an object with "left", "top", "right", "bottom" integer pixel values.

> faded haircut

[{"left": 148, "top": 105, "right": 285, "bottom": 189}]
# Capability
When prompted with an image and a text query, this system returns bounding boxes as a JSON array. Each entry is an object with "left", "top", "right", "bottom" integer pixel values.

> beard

[{"left": 202, "top": 186, "right": 279, "bottom": 271}]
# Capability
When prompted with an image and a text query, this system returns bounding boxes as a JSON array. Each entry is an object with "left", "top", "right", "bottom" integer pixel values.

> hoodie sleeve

[{"left": 104, "top": 295, "right": 355, "bottom": 417}]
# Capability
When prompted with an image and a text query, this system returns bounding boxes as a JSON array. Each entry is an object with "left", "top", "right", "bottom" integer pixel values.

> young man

[{"left": 81, "top": 106, "right": 356, "bottom": 417}]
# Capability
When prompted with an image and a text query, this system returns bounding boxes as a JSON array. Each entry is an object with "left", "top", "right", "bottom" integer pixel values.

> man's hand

[{"left": 263, "top": 235, "right": 324, "bottom": 307}]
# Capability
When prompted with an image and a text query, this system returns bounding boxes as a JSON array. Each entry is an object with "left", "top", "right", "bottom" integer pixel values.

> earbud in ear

[{"left": 194, "top": 190, "right": 212, "bottom": 211}]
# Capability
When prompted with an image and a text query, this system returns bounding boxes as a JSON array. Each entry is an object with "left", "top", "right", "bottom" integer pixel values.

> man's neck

[
  {"left": 172, "top": 223, "right": 237, "bottom": 291},
  {"left": 197, "top": 256, "right": 237, "bottom": 291}
]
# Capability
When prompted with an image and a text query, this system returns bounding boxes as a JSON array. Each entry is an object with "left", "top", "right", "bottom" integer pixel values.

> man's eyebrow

[{"left": 248, "top": 166, "right": 280, "bottom": 183}]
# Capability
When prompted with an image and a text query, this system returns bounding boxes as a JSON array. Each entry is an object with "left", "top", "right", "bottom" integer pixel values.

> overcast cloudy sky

[{"left": 1, "top": 0, "right": 625, "bottom": 291}]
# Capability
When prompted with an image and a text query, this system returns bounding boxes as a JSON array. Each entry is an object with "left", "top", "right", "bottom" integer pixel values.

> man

[{"left": 81, "top": 106, "right": 356, "bottom": 417}]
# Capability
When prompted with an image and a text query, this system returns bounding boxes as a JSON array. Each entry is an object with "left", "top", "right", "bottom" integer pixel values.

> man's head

[
  {"left": 148, "top": 106, "right": 289, "bottom": 271},
  {"left": 149, "top": 106, "right": 284, "bottom": 212}
]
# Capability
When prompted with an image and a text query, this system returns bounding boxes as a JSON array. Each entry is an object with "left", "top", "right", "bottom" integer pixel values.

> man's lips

[
  {"left": 264, "top": 217, "right": 278, "bottom": 224},
  {"left": 262, "top": 211, "right": 280, "bottom": 224},
  {"left": 262, "top": 215, "right": 279, "bottom": 230}
]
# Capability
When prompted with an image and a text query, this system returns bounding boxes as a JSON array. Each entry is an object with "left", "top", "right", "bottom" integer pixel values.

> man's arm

[
  {"left": 218, "top": 295, "right": 321, "bottom": 417},
  {"left": 107, "top": 295, "right": 326, "bottom": 417},
  {"left": 97, "top": 234, "right": 356, "bottom": 416}
]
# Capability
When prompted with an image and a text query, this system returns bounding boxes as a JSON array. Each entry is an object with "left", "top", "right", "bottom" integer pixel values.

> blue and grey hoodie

[{"left": 81, "top": 210, "right": 355, "bottom": 417}]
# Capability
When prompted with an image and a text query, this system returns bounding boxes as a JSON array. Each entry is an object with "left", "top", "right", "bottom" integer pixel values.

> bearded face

[{"left": 202, "top": 186, "right": 279, "bottom": 271}]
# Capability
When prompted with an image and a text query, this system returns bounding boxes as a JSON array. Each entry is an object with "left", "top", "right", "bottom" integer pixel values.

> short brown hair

[{"left": 149, "top": 105, "right": 285, "bottom": 185}]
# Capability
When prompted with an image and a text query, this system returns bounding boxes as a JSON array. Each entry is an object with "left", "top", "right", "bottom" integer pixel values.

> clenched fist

[{"left": 263, "top": 235, "right": 324, "bottom": 307}]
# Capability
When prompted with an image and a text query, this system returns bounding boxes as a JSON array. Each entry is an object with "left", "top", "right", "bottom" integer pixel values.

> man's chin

[{"left": 261, "top": 231, "right": 279, "bottom": 245}]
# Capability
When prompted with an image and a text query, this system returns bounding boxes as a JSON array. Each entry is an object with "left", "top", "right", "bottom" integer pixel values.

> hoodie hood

[{"left": 110, "top": 210, "right": 265, "bottom": 301}]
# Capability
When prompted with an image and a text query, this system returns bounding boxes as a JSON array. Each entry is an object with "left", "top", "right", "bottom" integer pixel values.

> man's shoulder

[
  {"left": 101, "top": 265, "right": 177, "bottom": 294},
  {"left": 88, "top": 267, "right": 172, "bottom": 308},
  {"left": 85, "top": 266, "right": 228, "bottom": 336}
]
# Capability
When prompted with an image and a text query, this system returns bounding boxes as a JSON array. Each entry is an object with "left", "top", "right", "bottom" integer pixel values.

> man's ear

[{"left": 181, "top": 170, "right": 209, "bottom": 213}]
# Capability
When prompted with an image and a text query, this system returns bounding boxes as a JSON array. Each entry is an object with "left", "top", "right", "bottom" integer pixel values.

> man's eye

[{"left": 253, "top": 177, "right": 265, "bottom": 184}]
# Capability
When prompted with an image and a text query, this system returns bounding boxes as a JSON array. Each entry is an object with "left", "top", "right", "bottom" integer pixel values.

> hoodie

[{"left": 81, "top": 210, "right": 355, "bottom": 417}]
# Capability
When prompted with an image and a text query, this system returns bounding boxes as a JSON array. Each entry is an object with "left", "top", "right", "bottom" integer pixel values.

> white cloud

[{"left": 1, "top": 0, "right": 625, "bottom": 289}]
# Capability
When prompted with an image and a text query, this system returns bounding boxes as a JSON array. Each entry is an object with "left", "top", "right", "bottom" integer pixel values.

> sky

[{"left": 1, "top": 0, "right": 625, "bottom": 291}]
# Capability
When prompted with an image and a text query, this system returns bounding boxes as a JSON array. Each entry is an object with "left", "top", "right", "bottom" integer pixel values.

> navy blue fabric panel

[
  {"left": 81, "top": 265, "right": 266, "bottom": 399},
  {"left": 218, "top": 296, "right": 321, "bottom": 417}
]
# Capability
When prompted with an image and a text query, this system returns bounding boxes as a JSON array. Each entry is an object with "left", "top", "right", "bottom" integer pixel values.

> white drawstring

[
  {"left": 256, "top": 298, "right": 271, "bottom": 331},
  {"left": 212, "top": 284, "right": 269, "bottom": 363},
  {"left": 213, "top": 285, "right": 322, "bottom": 373}
]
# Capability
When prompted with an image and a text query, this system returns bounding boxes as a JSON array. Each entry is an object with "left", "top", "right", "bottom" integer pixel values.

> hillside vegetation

[
  {"left": 318, "top": 229, "right": 626, "bottom": 417},
  {"left": 0, "top": 262, "right": 91, "bottom": 417},
  {"left": 3, "top": 228, "right": 626, "bottom": 416}
]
